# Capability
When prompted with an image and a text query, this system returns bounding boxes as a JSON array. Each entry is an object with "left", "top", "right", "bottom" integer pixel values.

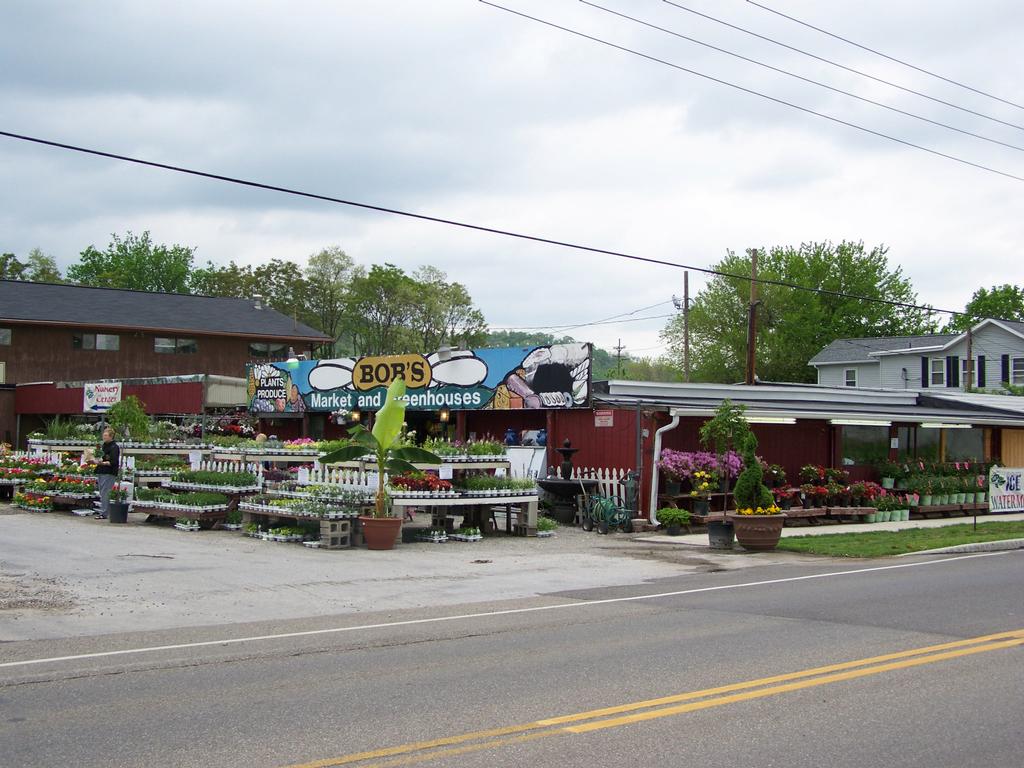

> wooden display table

[{"left": 391, "top": 494, "right": 539, "bottom": 536}]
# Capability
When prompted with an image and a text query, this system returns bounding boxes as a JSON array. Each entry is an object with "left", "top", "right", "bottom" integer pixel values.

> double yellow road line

[{"left": 288, "top": 628, "right": 1024, "bottom": 768}]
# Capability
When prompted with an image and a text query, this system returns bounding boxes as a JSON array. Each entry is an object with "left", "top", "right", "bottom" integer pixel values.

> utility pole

[
  {"left": 614, "top": 338, "right": 626, "bottom": 377},
  {"left": 745, "top": 248, "right": 760, "bottom": 385},
  {"left": 673, "top": 272, "right": 691, "bottom": 382},
  {"left": 683, "top": 271, "right": 690, "bottom": 382},
  {"left": 965, "top": 324, "right": 974, "bottom": 390}
]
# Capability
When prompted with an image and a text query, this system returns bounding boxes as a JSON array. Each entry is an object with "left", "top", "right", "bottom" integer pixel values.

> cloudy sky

[{"left": 2, "top": 0, "right": 1022, "bottom": 358}]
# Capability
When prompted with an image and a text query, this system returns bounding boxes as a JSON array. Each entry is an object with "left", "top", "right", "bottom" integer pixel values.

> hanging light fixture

[
  {"left": 349, "top": 408, "right": 361, "bottom": 424},
  {"left": 439, "top": 405, "right": 450, "bottom": 423}
]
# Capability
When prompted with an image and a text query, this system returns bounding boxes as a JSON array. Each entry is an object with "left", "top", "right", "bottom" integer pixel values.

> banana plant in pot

[{"left": 320, "top": 378, "right": 442, "bottom": 550}]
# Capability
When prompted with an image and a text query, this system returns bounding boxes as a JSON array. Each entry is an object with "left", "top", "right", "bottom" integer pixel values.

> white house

[{"left": 809, "top": 319, "right": 1024, "bottom": 391}]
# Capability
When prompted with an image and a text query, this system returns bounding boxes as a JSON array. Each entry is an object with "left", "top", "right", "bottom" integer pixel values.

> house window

[
  {"left": 73, "top": 332, "right": 119, "bottom": 351},
  {"left": 844, "top": 369, "right": 857, "bottom": 387},
  {"left": 1013, "top": 357, "right": 1024, "bottom": 385},
  {"left": 929, "top": 358, "right": 945, "bottom": 386},
  {"left": 155, "top": 337, "right": 198, "bottom": 354},
  {"left": 248, "top": 342, "right": 288, "bottom": 358},
  {"left": 961, "top": 358, "right": 975, "bottom": 386},
  {"left": 176, "top": 338, "right": 198, "bottom": 354},
  {"left": 0, "top": 328, "right": 10, "bottom": 345}
]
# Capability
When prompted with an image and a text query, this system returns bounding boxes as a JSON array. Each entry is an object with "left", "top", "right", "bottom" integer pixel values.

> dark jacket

[{"left": 97, "top": 440, "right": 120, "bottom": 475}]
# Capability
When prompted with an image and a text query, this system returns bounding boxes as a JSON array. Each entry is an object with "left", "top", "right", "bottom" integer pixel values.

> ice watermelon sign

[{"left": 83, "top": 381, "right": 122, "bottom": 412}]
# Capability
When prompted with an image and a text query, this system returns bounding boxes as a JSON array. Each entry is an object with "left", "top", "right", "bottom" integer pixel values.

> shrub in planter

[{"left": 656, "top": 507, "right": 691, "bottom": 534}]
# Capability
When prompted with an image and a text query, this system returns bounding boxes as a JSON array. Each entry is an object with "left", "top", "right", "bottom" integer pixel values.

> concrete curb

[{"left": 897, "top": 538, "right": 1024, "bottom": 556}]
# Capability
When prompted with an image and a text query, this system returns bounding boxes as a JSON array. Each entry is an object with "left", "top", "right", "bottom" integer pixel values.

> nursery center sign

[
  {"left": 989, "top": 467, "right": 1024, "bottom": 513},
  {"left": 247, "top": 343, "right": 592, "bottom": 414},
  {"left": 83, "top": 381, "right": 122, "bottom": 413}
]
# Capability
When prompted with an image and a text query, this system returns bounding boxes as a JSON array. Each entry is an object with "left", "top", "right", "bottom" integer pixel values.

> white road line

[{"left": 0, "top": 551, "right": 1012, "bottom": 670}]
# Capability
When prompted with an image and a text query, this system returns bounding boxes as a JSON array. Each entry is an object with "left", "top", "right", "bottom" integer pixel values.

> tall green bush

[{"left": 732, "top": 433, "right": 774, "bottom": 510}]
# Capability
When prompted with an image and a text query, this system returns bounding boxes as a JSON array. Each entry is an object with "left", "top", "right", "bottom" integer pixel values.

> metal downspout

[{"left": 649, "top": 410, "right": 681, "bottom": 525}]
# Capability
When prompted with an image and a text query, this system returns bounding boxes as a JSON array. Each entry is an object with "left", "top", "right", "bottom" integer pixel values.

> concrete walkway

[{"left": 635, "top": 511, "right": 1024, "bottom": 548}]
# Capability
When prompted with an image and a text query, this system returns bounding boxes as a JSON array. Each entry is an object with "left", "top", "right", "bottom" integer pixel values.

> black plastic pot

[
  {"left": 108, "top": 501, "right": 129, "bottom": 524},
  {"left": 707, "top": 520, "right": 734, "bottom": 549}
]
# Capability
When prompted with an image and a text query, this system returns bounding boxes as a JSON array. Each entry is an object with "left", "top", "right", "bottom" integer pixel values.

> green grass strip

[{"left": 776, "top": 521, "right": 1024, "bottom": 558}]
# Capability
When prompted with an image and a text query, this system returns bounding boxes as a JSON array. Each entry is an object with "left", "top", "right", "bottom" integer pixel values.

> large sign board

[
  {"left": 247, "top": 344, "right": 592, "bottom": 414},
  {"left": 83, "top": 381, "right": 122, "bottom": 413},
  {"left": 989, "top": 467, "right": 1024, "bottom": 513}
]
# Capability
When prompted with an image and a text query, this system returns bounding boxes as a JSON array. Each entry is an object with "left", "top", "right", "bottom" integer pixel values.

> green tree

[
  {"left": 1, "top": 252, "right": 26, "bottom": 280},
  {"left": 188, "top": 260, "right": 258, "bottom": 297},
  {"left": 67, "top": 231, "right": 195, "bottom": 293},
  {"left": 944, "top": 284, "right": 1024, "bottom": 331},
  {"left": 661, "top": 241, "right": 936, "bottom": 383},
  {"left": 24, "top": 248, "right": 62, "bottom": 282},
  {"left": 407, "top": 266, "right": 488, "bottom": 351},
  {"left": 343, "top": 264, "right": 417, "bottom": 355},
  {"left": 304, "top": 246, "right": 355, "bottom": 356},
  {"left": 252, "top": 259, "right": 310, "bottom": 321}
]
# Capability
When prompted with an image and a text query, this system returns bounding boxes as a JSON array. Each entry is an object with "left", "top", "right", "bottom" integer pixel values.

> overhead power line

[
  {"left": 0, "top": 129, "right": 989, "bottom": 323},
  {"left": 583, "top": 1, "right": 1024, "bottom": 154},
  {"left": 661, "top": 1, "right": 1024, "bottom": 133},
  {"left": 478, "top": 2, "right": 1024, "bottom": 186},
  {"left": 490, "top": 299, "right": 673, "bottom": 332},
  {"left": 745, "top": 0, "right": 1024, "bottom": 112}
]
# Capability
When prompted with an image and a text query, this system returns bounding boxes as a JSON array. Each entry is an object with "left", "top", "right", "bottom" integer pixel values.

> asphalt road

[{"left": 2, "top": 550, "right": 1022, "bottom": 768}]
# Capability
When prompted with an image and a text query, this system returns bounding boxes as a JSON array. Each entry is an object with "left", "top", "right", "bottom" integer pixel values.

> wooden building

[{"left": 0, "top": 280, "right": 330, "bottom": 445}]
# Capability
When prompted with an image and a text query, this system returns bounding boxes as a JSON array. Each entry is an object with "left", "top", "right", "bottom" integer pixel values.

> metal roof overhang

[{"left": 592, "top": 380, "right": 1024, "bottom": 428}]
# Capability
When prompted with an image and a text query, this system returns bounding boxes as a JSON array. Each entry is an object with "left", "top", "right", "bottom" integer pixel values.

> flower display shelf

[
  {"left": 51, "top": 492, "right": 98, "bottom": 506},
  {"left": 210, "top": 448, "right": 321, "bottom": 462},
  {"left": 121, "top": 441, "right": 214, "bottom": 450},
  {"left": 239, "top": 501, "right": 360, "bottom": 519},
  {"left": 0, "top": 478, "right": 27, "bottom": 486},
  {"left": 459, "top": 488, "right": 536, "bottom": 498},
  {"left": 387, "top": 490, "right": 461, "bottom": 499},
  {"left": 133, "top": 469, "right": 178, "bottom": 477},
  {"left": 165, "top": 481, "right": 262, "bottom": 494},
  {"left": 136, "top": 501, "right": 230, "bottom": 514}
]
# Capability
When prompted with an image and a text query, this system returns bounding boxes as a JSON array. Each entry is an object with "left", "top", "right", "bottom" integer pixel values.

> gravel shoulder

[{"left": 0, "top": 504, "right": 807, "bottom": 642}]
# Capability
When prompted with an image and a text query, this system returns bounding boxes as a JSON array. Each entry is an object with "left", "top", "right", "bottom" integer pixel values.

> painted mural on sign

[
  {"left": 989, "top": 466, "right": 1024, "bottom": 513},
  {"left": 247, "top": 343, "right": 592, "bottom": 413}
]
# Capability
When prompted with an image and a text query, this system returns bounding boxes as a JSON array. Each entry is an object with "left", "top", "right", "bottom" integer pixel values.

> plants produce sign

[
  {"left": 989, "top": 467, "right": 1024, "bottom": 513},
  {"left": 247, "top": 344, "right": 591, "bottom": 413}
]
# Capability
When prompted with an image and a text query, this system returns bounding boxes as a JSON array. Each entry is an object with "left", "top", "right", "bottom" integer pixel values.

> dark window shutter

[
  {"left": 947, "top": 356, "right": 960, "bottom": 387},
  {"left": 921, "top": 356, "right": 929, "bottom": 388},
  {"left": 977, "top": 356, "right": 986, "bottom": 388},
  {"left": 1002, "top": 354, "right": 1011, "bottom": 385}
]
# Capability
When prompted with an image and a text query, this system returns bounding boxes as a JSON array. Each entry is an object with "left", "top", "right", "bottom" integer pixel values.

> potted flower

[
  {"left": 728, "top": 433, "right": 784, "bottom": 551},
  {"left": 688, "top": 469, "right": 718, "bottom": 515},
  {"left": 656, "top": 507, "right": 691, "bottom": 536},
  {"left": 320, "top": 378, "right": 441, "bottom": 550},
  {"left": 656, "top": 449, "right": 690, "bottom": 495},
  {"left": 799, "top": 464, "right": 826, "bottom": 485},
  {"left": 108, "top": 484, "right": 130, "bottom": 524},
  {"left": 772, "top": 487, "right": 793, "bottom": 510}
]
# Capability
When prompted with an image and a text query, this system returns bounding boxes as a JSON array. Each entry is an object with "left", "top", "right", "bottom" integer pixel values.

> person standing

[{"left": 94, "top": 427, "right": 120, "bottom": 519}]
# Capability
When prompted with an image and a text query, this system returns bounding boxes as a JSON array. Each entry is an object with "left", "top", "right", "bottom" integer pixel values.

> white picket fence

[
  {"left": 196, "top": 459, "right": 262, "bottom": 476},
  {"left": 304, "top": 465, "right": 372, "bottom": 487},
  {"left": 569, "top": 466, "right": 633, "bottom": 501}
]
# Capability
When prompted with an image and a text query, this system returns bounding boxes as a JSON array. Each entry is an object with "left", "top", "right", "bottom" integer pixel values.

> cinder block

[{"left": 319, "top": 519, "right": 351, "bottom": 549}]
